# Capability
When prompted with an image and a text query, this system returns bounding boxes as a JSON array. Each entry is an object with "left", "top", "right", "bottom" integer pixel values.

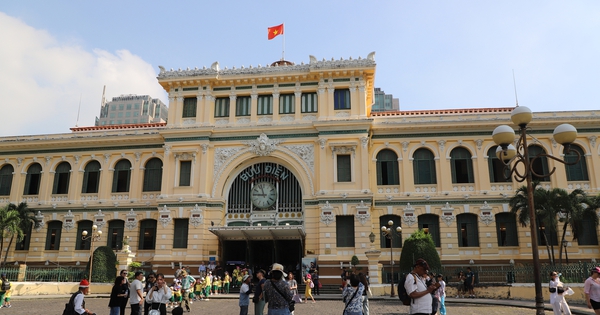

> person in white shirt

[
  {"left": 72, "top": 279, "right": 94, "bottom": 315},
  {"left": 129, "top": 271, "right": 144, "bottom": 315},
  {"left": 404, "top": 258, "right": 439, "bottom": 315},
  {"left": 550, "top": 271, "right": 571, "bottom": 315},
  {"left": 146, "top": 273, "right": 173, "bottom": 315}
]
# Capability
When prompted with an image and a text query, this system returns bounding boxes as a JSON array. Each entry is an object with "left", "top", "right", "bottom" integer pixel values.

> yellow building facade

[{"left": 1, "top": 53, "right": 599, "bottom": 285}]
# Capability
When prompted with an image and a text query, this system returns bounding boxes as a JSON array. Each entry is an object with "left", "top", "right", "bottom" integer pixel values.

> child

[
  {"left": 2, "top": 286, "right": 10, "bottom": 308},
  {"left": 436, "top": 274, "right": 446, "bottom": 315},
  {"left": 214, "top": 276, "right": 222, "bottom": 294},
  {"left": 223, "top": 271, "right": 231, "bottom": 294},
  {"left": 170, "top": 281, "right": 182, "bottom": 308},
  {"left": 194, "top": 279, "right": 204, "bottom": 301}
]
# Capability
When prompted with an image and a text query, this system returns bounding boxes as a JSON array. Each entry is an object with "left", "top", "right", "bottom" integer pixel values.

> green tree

[
  {"left": 2, "top": 202, "right": 36, "bottom": 265},
  {"left": 0, "top": 206, "right": 23, "bottom": 266},
  {"left": 399, "top": 229, "right": 441, "bottom": 273},
  {"left": 86, "top": 246, "right": 117, "bottom": 282},
  {"left": 509, "top": 183, "right": 560, "bottom": 265}
]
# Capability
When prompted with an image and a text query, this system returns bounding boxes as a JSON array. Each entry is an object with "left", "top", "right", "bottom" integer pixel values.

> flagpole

[{"left": 282, "top": 23, "right": 285, "bottom": 61}]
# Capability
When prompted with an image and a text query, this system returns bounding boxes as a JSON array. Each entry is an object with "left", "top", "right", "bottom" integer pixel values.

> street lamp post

[
  {"left": 492, "top": 105, "right": 580, "bottom": 315},
  {"left": 81, "top": 224, "right": 102, "bottom": 282},
  {"left": 381, "top": 220, "right": 402, "bottom": 297}
]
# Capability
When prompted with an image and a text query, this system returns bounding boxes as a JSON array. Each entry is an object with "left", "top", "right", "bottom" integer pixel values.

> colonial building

[{"left": 0, "top": 52, "right": 599, "bottom": 286}]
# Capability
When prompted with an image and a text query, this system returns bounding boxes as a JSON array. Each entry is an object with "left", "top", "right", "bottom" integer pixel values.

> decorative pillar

[{"left": 365, "top": 249, "right": 382, "bottom": 285}]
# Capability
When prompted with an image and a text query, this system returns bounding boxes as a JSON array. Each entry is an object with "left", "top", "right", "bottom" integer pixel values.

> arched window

[
  {"left": 52, "top": 162, "right": 71, "bottom": 194},
  {"left": 450, "top": 147, "right": 474, "bottom": 183},
  {"left": 82, "top": 161, "right": 101, "bottom": 194},
  {"left": 379, "top": 215, "right": 402, "bottom": 248},
  {"left": 538, "top": 220, "right": 558, "bottom": 246},
  {"left": 528, "top": 145, "right": 550, "bottom": 181},
  {"left": 16, "top": 224, "right": 32, "bottom": 251},
  {"left": 487, "top": 146, "right": 510, "bottom": 183},
  {"left": 75, "top": 220, "right": 93, "bottom": 250},
  {"left": 565, "top": 145, "right": 589, "bottom": 181},
  {"left": 577, "top": 219, "right": 599, "bottom": 246},
  {"left": 495, "top": 213, "right": 518, "bottom": 246},
  {"left": 143, "top": 158, "right": 163, "bottom": 192},
  {"left": 418, "top": 214, "right": 440, "bottom": 247},
  {"left": 45, "top": 221, "right": 62, "bottom": 250},
  {"left": 457, "top": 214, "right": 479, "bottom": 247},
  {"left": 0, "top": 164, "right": 14, "bottom": 196},
  {"left": 139, "top": 219, "right": 157, "bottom": 250},
  {"left": 376, "top": 149, "right": 399, "bottom": 185},
  {"left": 413, "top": 149, "right": 436, "bottom": 185},
  {"left": 107, "top": 220, "right": 125, "bottom": 250},
  {"left": 24, "top": 163, "right": 42, "bottom": 195},
  {"left": 112, "top": 159, "right": 132, "bottom": 193}
]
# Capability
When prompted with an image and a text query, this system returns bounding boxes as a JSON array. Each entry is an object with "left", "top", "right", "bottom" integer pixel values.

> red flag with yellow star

[{"left": 268, "top": 24, "right": 284, "bottom": 40}]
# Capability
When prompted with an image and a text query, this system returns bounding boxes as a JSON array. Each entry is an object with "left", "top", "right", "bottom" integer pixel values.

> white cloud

[{"left": 0, "top": 12, "right": 166, "bottom": 136}]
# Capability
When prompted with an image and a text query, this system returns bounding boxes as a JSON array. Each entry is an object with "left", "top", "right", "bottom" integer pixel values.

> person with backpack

[
  {"left": 65, "top": 279, "right": 96, "bottom": 315},
  {"left": 303, "top": 273, "right": 315, "bottom": 303},
  {"left": 404, "top": 258, "right": 439, "bottom": 315},
  {"left": 0, "top": 273, "right": 9, "bottom": 308}
]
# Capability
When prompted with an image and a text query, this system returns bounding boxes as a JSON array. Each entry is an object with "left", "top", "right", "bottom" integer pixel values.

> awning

[{"left": 208, "top": 225, "right": 305, "bottom": 241}]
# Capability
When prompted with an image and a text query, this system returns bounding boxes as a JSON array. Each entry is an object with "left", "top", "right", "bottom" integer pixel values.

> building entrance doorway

[{"left": 221, "top": 239, "right": 303, "bottom": 276}]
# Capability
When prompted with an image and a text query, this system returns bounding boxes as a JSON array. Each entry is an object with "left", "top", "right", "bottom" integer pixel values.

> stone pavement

[{"left": 7, "top": 293, "right": 595, "bottom": 314}]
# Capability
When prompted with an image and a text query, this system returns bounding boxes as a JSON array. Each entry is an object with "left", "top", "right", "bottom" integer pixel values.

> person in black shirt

[
  {"left": 143, "top": 272, "right": 157, "bottom": 315},
  {"left": 118, "top": 270, "right": 129, "bottom": 315}
]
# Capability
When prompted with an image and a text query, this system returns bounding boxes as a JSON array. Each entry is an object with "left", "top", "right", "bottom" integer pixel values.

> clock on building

[{"left": 251, "top": 182, "right": 277, "bottom": 209}]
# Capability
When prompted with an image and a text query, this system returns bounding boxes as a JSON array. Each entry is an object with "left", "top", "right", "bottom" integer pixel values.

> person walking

[
  {"left": 129, "top": 271, "right": 145, "bottom": 315},
  {"left": 118, "top": 270, "right": 130, "bottom": 315},
  {"left": 585, "top": 267, "right": 600, "bottom": 314},
  {"left": 303, "top": 273, "right": 315, "bottom": 303},
  {"left": 342, "top": 274, "right": 364, "bottom": 315},
  {"left": 287, "top": 272, "right": 302, "bottom": 304},
  {"left": 550, "top": 271, "right": 571, "bottom": 315},
  {"left": 239, "top": 274, "right": 253, "bottom": 315},
  {"left": 263, "top": 263, "right": 294, "bottom": 315},
  {"left": 180, "top": 270, "right": 195, "bottom": 312},
  {"left": 405, "top": 258, "right": 439, "bottom": 315},
  {"left": 109, "top": 276, "right": 128, "bottom": 315},
  {"left": 146, "top": 273, "right": 172, "bottom": 315},
  {"left": 436, "top": 274, "right": 446, "bottom": 315},
  {"left": 71, "top": 279, "right": 96, "bottom": 315}
]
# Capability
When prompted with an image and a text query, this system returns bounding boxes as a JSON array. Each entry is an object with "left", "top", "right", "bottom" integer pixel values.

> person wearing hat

[
  {"left": 239, "top": 274, "right": 253, "bottom": 315},
  {"left": 129, "top": 271, "right": 145, "bottom": 315},
  {"left": 72, "top": 279, "right": 95, "bottom": 315},
  {"left": 263, "top": 263, "right": 294, "bottom": 314},
  {"left": 584, "top": 267, "right": 600, "bottom": 314},
  {"left": 405, "top": 258, "right": 439, "bottom": 315},
  {"left": 303, "top": 273, "right": 315, "bottom": 303},
  {"left": 550, "top": 271, "right": 571, "bottom": 315}
]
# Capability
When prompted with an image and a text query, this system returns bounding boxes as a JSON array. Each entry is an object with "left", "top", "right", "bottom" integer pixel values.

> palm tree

[
  {"left": 2, "top": 202, "right": 36, "bottom": 265},
  {"left": 0, "top": 205, "right": 23, "bottom": 266},
  {"left": 509, "top": 183, "right": 560, "bottom": 265}
]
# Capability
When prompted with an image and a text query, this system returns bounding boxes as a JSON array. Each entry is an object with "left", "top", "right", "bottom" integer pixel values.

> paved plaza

[{"left": 5, "top": 295, "right": 596, "bottom": 315}]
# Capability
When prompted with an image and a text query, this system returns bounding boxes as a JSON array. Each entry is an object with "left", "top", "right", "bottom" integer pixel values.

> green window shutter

[
  {"left": 179, "top": 161, "right": 192, "bottom": 186},
  {"left": 173, "top": 219, "right": 189, "bottom": 248},
  {"left": 182, "top": 98, "right": 197, "bottom": 118},
  {"left": 336, "top": 216, "right": 355, "bottom": 247},
  {"left": 337, "top": 155, "right": 351, "bottom": 182},
  {"left": 301, "top": 92, "right": 317, "bottom": 113},
  {"left": 214, "top": 98, "right": 230, "bottom": 117},
  {"left": 379, "top": 215, "right": 402, "bottom": 248},
  {"left": 52, "top": 162, "right": 71, "bottom": 194},
  {"left": 107, "top": 220, "right": 125, "bottom": 250},
  {"left": 236, "top": 96, "right": 251, "bottom": 116},
  {"left": 0, "top": 164, "right": 14, "bottom": 196},
  {"left": 418, "top": 214, "right": 441, "bottom": 247},
  {"left": 565, "top": 145, "right": 588, "bottom": 181},
  {"left": 75, "top": 220, "right": 93, "bottom": 250},
  {"left": 82, "top": 161, "right": 101, "bottom": 193},
  {"left": 279, "top": 94, "right": 295, "bottom": 114},
  {"left": 578, "top": 219, "right": 599, "bottom": 245},
  {"left": 139, "top": 220, "right": 157, "bottom": 250},
  {"left": 451, "top": 148, "right": 474, "bottom": 184},
  {"left": 457, "top": 214, "right": 479, "bottom": 247},
  {"left": 529, "top": 146, "right": 550, "bottom": 181},
  {"left": 376, "top": 149, "right": 399, "bottom": 185},
  {"left": 413, "top": 149, "right": 436, "bottom": 185},
  {"left": 112, "top": 160, "right": 132, "bottom": 193},
  {"left": 45, "top": 221, "right": 62, "bottom": 250},
  {"left": 143, "top": 158, "right": 163, "bottom": 192},
  {"left": 257, "top": 95, "right": 273, "bottom": 115},
  {"left": 24, "top": 163, "right": 42, "bottom": 195},
  {"left": 496, "top": 213, "right": 518, "bottom": 246}
]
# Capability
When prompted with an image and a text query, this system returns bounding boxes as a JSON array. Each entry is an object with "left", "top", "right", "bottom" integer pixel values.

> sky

[{"left": 1, "top": 1, "right": 599, "bottom": 136}]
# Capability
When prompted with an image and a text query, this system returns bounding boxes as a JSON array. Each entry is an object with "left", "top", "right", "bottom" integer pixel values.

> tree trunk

[
  {"left": 0, "top": 237, "right": 4, "bottom": 267},
  {"left": 542, "top": 232, "right": 554, "bottom": 265},
  {"left": 559, "top": 221, "right": 569, "bottom": 265},
  {"left": 2, "top": 235, "right": 14, "bottom": 266}
]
